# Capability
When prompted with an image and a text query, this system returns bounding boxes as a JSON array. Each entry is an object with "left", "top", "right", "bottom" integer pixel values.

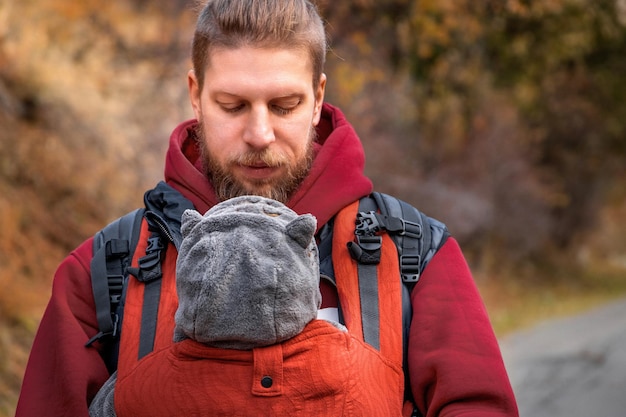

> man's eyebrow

[
  {"left": 272, "top": 94, "right": 304, "bottom": 101},
  {"left": 213, "top": 91, "right": 241, "bottom": 99},
  {"left": 213, "top": 91, "right": 304, "bottom": 100}
]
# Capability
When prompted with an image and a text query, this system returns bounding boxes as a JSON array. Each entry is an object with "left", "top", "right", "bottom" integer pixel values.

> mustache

[{"left": 232, "top": 149, "right": 289, "bottom": 167}]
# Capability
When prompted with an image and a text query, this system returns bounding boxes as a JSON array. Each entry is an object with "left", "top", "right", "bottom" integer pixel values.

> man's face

[{"left": 188, "top": 46, "right": 326, "bottom": 202}]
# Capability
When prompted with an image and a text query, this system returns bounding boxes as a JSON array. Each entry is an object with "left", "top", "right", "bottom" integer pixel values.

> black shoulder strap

[{"left": 86, "top": 209, "right": 144, "bottom": 353}]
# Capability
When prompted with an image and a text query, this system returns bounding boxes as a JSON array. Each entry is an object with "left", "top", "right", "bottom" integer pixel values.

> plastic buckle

[
  {"left": 139, "top": 250, "right": 161, "bottom": 269},
  {"left": 136, "top": 250, "right": 163, "bottom": 282},
  {"left": 355, "top": 211, "right": 382, "bottom": 235},
  {"left": 399, "top": 219, "right": 422, "bottom": 239},
  {"left": 348, "top": 235, "right": 382, "bottom": 265},
  {"left": 400, "top": 254, "right": 421, "bottom": 282},
  {"left": 357, "top": 234, "right": 382, "bottom": 252},
  {"left": 107, "top": 274, "right": 124, "bottom": 291},
  {"left": 145, "top": 236, "right": 164, "bottom": 253}
]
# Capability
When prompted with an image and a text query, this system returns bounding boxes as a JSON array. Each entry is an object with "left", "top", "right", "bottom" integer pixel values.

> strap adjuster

[
  {"left": 399, "top": 219, "right": 422, "bottom": 239},
  {"left": 107, "top": 274, "right": 124, "bottom": 304},
  {"left": 136, "top": 251, "right": 163, "bottom": 282},
  {"left": 106, "top": 239, "right": 130, "bottom": 257},
  {"left": 134, "top": 233, "right": 165, "bottom": 283},
  {"left": 400, "top": 254, "right": 421, "bottom": 282},
  {"left": 347, "top": 235, "right": 382, "bottom": 265}
]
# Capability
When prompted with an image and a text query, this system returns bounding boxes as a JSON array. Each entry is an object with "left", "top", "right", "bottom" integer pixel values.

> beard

[{"left": 196, "top": 124, "right": 315, "bottom": 203}]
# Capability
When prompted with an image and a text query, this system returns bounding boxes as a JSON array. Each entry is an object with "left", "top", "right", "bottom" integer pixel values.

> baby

[{"left": 90, "top": 196, "right": 402, "bottom": 416}]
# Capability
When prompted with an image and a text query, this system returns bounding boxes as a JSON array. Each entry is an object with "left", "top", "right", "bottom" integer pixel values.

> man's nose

[{"left": 243, "top": 107, "right": 275, "bottom": 149}]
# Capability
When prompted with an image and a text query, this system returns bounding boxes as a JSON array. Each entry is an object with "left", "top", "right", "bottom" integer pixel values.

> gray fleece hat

[{"left": 174, "top": 195, "right": 321, "bottom": 350}]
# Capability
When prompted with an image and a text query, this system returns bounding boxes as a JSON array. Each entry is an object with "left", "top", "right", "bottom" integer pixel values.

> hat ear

[
  {"left": 285, "top": 214, "right": 317, "bottom": 248},
  {"left": 181, "top": 209, "right": 203, "bottom": 236}
]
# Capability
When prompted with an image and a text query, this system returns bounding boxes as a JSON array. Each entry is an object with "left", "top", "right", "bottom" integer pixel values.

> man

[{"left": 16, "top": 1, "right": 519, "bottom": 416}]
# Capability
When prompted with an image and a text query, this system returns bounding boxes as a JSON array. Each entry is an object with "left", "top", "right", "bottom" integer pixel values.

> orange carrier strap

[
  {"left": 116, "top": 220, "right": 179, "bottom": 378},
  {"left": 332, "top": 200, "right": 404, "bottom": 367}
]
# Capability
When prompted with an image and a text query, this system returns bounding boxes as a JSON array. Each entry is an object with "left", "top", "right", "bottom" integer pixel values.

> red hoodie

[{"left": 16, "top": 103, "right": 518, "bottom": 417}]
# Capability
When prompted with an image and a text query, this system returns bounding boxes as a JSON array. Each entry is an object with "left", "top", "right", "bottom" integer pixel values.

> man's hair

[{"left": 191, "top": 0, "right": 327, "bottom": 90}]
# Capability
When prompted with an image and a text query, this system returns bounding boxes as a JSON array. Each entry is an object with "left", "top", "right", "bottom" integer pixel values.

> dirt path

[{"left": 499, "top": 298, "right": 626, "bottom": 417}]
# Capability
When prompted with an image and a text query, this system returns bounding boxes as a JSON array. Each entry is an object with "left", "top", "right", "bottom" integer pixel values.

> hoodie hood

[{"left": 164, "top": 103, "right": 373, "bottom": 229}]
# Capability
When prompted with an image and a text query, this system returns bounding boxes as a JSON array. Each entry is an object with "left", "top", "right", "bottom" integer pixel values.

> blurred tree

[
  {"left": 321, "top": 0, "right": 626, "bottom": 258},
  {"left": 482, "top": 0, "right": 626, "bottom": 246}
]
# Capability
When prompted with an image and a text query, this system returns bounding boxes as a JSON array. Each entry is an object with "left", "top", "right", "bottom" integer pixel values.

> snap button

[
  {"left": 260, "top": 376, "right": 273, "bottom": 388},
  {"left": 252, "top": 346, "right": 283, "bottom": 396}
]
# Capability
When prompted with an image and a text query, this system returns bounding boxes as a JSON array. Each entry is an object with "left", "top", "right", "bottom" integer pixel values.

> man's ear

[
  {"left": 312, "top": 73, "right": 327, "bottom": 126},
  {"left": 188, "top": 69, "right": 202, "bottom": 121}
]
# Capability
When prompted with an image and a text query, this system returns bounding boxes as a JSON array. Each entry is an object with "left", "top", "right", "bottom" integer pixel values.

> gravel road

[{"left": 499, "top": 298, "right": 626, "bottom": 417}]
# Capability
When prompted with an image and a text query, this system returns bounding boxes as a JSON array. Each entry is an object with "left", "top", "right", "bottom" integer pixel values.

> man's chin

[
  {"left": 236, "top": 177, "right": 275, "bottom": 195},
  {"left": 209, "top": 159, "right": 310, "bottom": 203},
  {"left": 212, "top": 178, "right": 286, "bottom": 202}
]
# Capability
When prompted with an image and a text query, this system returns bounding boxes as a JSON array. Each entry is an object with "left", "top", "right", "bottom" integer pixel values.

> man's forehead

[{"left": 204, "top": 46, "right": 314, "bottom": 86}]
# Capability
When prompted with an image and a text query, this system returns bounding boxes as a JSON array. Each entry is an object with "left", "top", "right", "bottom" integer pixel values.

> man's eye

[
  {"left": 272, "top": 100, "right": 300, "bottom": 115},
  {"left": 272, "top": 106, "right": 294, "bottom": 115},
  {"left": 220, "top": 103, "right": 245, "bottom": 113}
]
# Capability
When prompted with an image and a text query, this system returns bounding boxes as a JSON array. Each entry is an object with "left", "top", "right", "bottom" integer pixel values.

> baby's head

[{"left": 174, "top": 196, "right": 321, "bottom": 350}]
